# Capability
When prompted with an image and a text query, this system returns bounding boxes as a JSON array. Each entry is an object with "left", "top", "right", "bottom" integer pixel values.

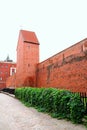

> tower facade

[{"left": 16, "top": 30, "right": 39, "bottom": 87}]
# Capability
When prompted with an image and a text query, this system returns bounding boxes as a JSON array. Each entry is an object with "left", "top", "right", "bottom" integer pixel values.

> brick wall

[
  {"left": 0, "top": 62, "right": 16, "bottom": 89},
  {"left": 16, "top": 32, "right": 25, "bottom": 87},
  {"left": 6, "top": 74, "right": 16, "bottom": 88},
  {"left": 36, "top": 39, "right": 87, "bottom": 92},
  {"left": 16, "top": 30, "right": 39, "bottom": 87}
]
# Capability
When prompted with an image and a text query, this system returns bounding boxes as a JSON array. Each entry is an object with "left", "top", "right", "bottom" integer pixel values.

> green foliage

[
  {"left": 53, "top": 90, "right": 72, "bottom": 119},
  {"left": 69, "top": 94, "right": 85, "bottom": 123},
  {"left": 15, "top": 87, "right": 85, "bottom": 124}
]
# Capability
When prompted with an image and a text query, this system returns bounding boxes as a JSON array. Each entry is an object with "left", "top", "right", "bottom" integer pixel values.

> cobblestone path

[{"left": 0, "top": 93, "right": 86, "bottom": 130}]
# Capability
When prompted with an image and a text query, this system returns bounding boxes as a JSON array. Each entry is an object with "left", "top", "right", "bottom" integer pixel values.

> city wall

[{"left": 36, "top": 39, "right": 87, "bottom": 92}]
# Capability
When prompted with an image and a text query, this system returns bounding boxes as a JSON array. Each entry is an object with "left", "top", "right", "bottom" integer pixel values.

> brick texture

[
  {"left": 0, "top": 62, "right": 16, "bottom": 89},
  {"left": 16, "top": 30, "right": 39, "bottom": 87},
  {"left": 36, "top": 39, "right": 87, "bottom": 92}
]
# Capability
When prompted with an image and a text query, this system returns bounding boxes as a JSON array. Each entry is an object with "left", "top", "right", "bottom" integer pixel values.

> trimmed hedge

[{"left": 15, "top": 87, "right": 85, "bottom": 123}]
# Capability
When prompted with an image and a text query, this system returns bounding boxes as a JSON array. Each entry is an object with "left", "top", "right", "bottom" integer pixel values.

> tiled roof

[{"left": 21, "top": 30, "right": 39, "bottom": 44}]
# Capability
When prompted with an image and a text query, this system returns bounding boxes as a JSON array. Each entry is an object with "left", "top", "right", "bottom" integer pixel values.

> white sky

[{"left": 0, "top": 0, "right": 87, "bottom": 62}]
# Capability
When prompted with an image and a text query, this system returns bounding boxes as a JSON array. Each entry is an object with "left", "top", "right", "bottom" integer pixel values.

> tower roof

[{"left": 20, "top": 30, "right": 39, "bottom": 44}]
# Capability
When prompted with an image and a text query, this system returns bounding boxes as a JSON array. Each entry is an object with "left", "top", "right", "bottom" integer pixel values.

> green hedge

[{"left": 15, "top": 87, "right": 85, "bottom": 123}]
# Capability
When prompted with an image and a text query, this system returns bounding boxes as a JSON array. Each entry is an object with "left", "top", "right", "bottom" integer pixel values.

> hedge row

[{"left": 15, "top": 87, "right": 85, "bottom": 123}]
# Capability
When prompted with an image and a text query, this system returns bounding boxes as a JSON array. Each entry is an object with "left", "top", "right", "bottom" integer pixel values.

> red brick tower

[{"left": 16, "top": 30, "right": 39, "bottom": 87}]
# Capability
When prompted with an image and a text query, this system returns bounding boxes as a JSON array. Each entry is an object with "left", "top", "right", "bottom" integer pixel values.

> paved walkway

[{"left": 0, "top": 93, "right": 86, "bottom": 130}]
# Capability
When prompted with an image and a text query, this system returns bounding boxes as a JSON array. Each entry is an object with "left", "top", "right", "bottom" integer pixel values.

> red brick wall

[
  {"left": 36, "top": 39, "right": 87, "bottom": 92},
  {"left": 6, "top": 74, "right": 16, "bottom": 88},
  {"left": 16, "top": 32, "right": 39, "bottom": 87},
  {"left": 16, "top": 32, "right": 24, "bottom": 87},
  {"left": 23, "top": 43, "right": 39, "bottom": 86},
  {"left": 0, "top": 62, "right": 16, "bottom": 89}
]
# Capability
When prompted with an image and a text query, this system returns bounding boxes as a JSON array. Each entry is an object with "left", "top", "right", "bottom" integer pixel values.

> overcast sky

[{"left": 0, "top": 0, "right": 87, "bottom": 62}]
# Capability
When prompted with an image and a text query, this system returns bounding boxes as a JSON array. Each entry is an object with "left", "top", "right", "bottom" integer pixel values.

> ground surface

[{"left": 0, "top": 93, "right": 86, "bottom": 130}]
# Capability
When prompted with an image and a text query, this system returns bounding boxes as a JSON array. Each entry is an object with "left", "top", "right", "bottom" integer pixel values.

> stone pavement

[{"left": 0, "top": 93, "right": 86, "bottom": 130}]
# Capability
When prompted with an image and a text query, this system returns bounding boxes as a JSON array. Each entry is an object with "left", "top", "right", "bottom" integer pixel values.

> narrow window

[{"left": 0, "top": 77, "right": 2, "bottom": 80}]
